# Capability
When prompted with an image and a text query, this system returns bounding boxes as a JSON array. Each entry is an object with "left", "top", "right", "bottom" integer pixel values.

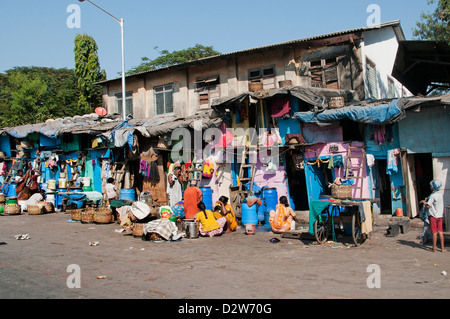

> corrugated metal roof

[{"left": 97, "top": 20, "right": 403, "bottom": 85}]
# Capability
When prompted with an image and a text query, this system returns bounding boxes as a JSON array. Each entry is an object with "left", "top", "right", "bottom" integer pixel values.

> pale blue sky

[{"left": 0, "top": 0, "right": 433, "bottom": 79}]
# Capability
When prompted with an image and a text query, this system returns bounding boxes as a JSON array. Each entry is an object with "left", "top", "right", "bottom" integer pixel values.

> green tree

[
  {"left": 413, "top": 0, "right": 450, "bottom": 43},
  {"left": 0, "top": 67, "right": 82, "bottom": 127},
  {"left": 127, "top": 44, "right": 221, "bottom": 75},
  {"left": 74, "top": 34, "right": 106, "bottom": 113}
]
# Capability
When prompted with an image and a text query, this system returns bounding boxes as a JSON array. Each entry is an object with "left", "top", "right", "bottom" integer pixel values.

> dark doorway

[
  {"left": 286, "top": 151, "right": 309, "bottom": 210},
  {"left": 377, "top": 159, "right": 392, "bottom": 214},
  {"left": 414, "top": 153, "right": 433, "bottom": 202}
]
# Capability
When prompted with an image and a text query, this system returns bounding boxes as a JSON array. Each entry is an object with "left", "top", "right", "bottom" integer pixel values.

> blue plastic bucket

[
  {"left": 120, "top": 189, "right": 136, "bottom": 201},
  {"left": 263, "top": 188, "right": 278, "bottom": 212},
  {"left": 7, "top": 183, "right": 17, "bottom": 198},
  {"left": 65, "top": 192, "right": 87, "bottom": 209},
  {"left": 200, "top": 187, "right": 213, "bottom": 211},
  {"left": 241, "top": 202, "right": 258, "bottom": 226}
]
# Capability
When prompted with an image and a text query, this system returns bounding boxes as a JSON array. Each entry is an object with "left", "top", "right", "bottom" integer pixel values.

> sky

[{"left": 0, "top": 0, "right": 434, "bottom": 80}]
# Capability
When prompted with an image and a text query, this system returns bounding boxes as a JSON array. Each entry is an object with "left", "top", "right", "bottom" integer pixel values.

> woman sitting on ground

[
  {"left": 196, "top": 201, "right": 226, "bottom": 237},
  {"left": 269, "top": 196, "right": 299, "bottom": 234},
  {"left": 214, "top": 196, "right": 238, "bottom": 232}
]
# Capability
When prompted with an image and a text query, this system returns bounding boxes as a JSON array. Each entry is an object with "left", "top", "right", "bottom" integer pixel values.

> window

[
  {"left": 115, "top": 91, "right": 133, "bottom": 117},
  {"left": 388, "top": 77, "right": 396, "bottom": 98},
  {"left": 248, "top": 66, "right": 276, "bottom": 90},
  {"left": 248, "top": 66, "right": 275, "bottom": 80},
  {"left": 195, "top": 76, "right": 220, "bottom": 106},
  {"left": 309, "top": 58, "right": 339, "bottom": 89},
  {"left": 365, "top": 58, "right": 378, "bottom": 99},
  {"left": 154, "top": 84, "right": 174, "bottom": 115}
]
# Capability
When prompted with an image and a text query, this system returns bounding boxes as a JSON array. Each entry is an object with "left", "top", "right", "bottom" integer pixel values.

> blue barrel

[
  {"left": 257, "top": 202, "right": 265, "bottom": 222},
  {"left": 263, "top": 188, "right": 278, "bottom": 213},
  {"left": 200, "top": 187, "right": 212, "bottom": 211},
  {"left": 241, "top": 202, "right": 258, "bottom": 226},
  {"left": 56, "top": 188, "right": 67, "bottom": 208},
  {"left": 120, "top": 189, "right": 136, "bottom": 201}
]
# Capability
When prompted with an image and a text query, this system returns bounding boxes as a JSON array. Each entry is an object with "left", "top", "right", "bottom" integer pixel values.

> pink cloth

[{"left": 271, "top": 97, "right": 290, "bottom": 117}]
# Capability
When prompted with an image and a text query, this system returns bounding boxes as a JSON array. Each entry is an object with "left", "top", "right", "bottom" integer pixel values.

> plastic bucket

[
  {"left": 241, "top": 201, "right": 258, "bottom": 226},
  {"left": 56, "top": 188, "right": 67, "bottom": 207},
  {"left": 120, "top": 189, "right": 136, "bottom": 201},
  {"left": 395, "top": 208, "right": 403, "bottom": 217},
  {"left": 48, "top": 179, "right": 56, "bottom": 190},
  {"left": 65, "top": 193, "right": 87, "bottom": 209},
  {"left": 58, "top": 178, "right": 67, "bottom": 188},
  {"left": 7, "top": 183, "right": 17, "bottom": 198},
  {"left": 200, "top": 187, "right": 213, "bottom": 211}
]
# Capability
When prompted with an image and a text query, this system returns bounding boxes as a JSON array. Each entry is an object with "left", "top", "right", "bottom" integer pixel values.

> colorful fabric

[
  {"left": 308, "top": 201, "right": 332, "bottom": 235},
  {"left": 214, "top": 202, "right": 238, "bottom": 231},
  {"left": 172, "top": 202, "right": 185, "bottom": 218},
  {"left": 183, "top": 186, "right": 203, "bottom": 219}
]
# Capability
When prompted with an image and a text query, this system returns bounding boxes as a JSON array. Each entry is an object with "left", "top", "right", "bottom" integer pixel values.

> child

[
  {"left": 104, "top": 177, "right": 117, "bottom": 205},
  {"left": 420, "top": 179, "right": 447, "bottom": 253}
]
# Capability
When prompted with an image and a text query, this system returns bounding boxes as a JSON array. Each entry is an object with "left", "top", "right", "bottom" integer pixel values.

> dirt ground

[{"left": 0, "top": 211, "right": 449, "bottom": 301}]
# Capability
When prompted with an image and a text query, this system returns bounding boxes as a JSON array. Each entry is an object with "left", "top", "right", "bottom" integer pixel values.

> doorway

[
  {"left": 373, "top": 159, "right": 392, "bottom": 215},
  {"left": 413, "top": 153, "right": 433, "bottom": 202}
]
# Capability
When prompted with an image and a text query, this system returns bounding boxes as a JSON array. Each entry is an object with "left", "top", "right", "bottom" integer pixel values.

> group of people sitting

[
  {"left": 171, "top": 179, "right": 299, "bottom": 237},
  {"left": 173, "top": 180, "right": 239, "bottom": 238}
]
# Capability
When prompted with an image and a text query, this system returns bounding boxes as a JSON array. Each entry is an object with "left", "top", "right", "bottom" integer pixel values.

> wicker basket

[
  {"left": 4, "top": 204, "right": 21, "bottom": 215},
  {"left": 42, "top": 202, "right": 54, "bottom": 213},
  {"left": 132, "top": 223, "right": 145, "bottom": 237},
  {"left": 94, "top": 208, "right": 113, "bottom": 224},
  {"left": 331, "top": 184, "right": 353, "bottom": 199},
  {"left": 28, "top": 204, "right": 44, "bottom": 215},
  {"left": 69, "top": 209, "right": 82, "bottom": 221},
  {"left": 81, "top": 208, "right": 95, "bottom": 223}
]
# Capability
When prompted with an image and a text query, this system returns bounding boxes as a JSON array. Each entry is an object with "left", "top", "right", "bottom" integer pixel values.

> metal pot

[
  {"left": 181, "top": 219, "right": 195, "bottom": 232},
  {"left": 185, "top": 221, "right": 199, "bottom": 239}
]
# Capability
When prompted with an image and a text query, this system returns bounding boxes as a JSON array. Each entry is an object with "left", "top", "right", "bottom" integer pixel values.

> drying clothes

[
  {"left": 366, "top": 154, "right": 375, "bottom": 167},
  {"left": 387, "top": 148, "right": 400, "bottom": 175},
  {"left": 308, "top": 200, "right": 332, "bottom": 235},
  {"left": 271, "top": 96, "right": 291, "bottom": 118},
  {"left": 358, "top": 201, "right": 373, "bottom": 234},
  {"left": 333, "top": 155, "right": 343, "bottom": 168}
]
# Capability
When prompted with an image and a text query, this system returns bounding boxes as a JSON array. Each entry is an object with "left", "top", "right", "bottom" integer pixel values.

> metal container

[
  {"left": 185, "top": 221, "right": 199, "bottom": 239},
  {"left": 181, "top": 219, "right": 195, "bottom": 232}
]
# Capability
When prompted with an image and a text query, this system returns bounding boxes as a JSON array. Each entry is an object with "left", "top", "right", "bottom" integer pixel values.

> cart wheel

[
  {"left": 352, "top": 213, "right": 367, "bottom": 246},
  {"left": 314, "top": 219, "right": 330, "bottom": 244}
]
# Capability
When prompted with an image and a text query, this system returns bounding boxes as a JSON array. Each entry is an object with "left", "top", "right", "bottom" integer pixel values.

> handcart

[{"left": 312, "top": 199, "right": 377, "bottom": 247}]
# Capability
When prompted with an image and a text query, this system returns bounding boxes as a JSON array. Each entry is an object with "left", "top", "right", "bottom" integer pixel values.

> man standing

[
  {"left": 167, "top": 162, "right": 183, "bottom": 207},
  {"left": 183, "top": 180, "right": 202, "bottom": 219}
]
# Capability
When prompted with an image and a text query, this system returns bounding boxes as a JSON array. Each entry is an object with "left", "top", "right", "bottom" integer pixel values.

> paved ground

[{"left": 0, "top": 211, "right": 449, "bottom": 301}]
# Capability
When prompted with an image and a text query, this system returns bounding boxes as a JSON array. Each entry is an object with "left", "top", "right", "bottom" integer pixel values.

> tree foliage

[
  {"left": 74, "top": 34, "right": 106, "bottom": 113},
  {"left": 0, "top": 67, "right": 81, "bottom": 127},
  {"left": 413, "top": 0, "right": 450, "bottom": 43},
  {"left": 127, "top": 44, "right": 221, "bottom": 75}
]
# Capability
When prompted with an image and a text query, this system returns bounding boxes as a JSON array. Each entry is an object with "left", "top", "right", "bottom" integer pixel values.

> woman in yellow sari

[
  {"left": 214, "top": 196, "right": 238, "bottom": 232},
  {"left": 269, "top": 196, "right": 299, "bottom": 234}
]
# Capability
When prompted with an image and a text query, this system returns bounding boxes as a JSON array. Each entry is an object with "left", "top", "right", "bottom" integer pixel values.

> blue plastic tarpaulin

[{"left": 294, "top": 99, "right": 404, "bottom": 124}]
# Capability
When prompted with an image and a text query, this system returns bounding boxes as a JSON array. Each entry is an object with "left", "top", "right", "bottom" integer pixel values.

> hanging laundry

[
  {"left": 366, "top": 154, "right": 375, "bottom": 167},
  {"left": 386, "top": 148, "right": 400, "bottom": 175},
  {"left": 333, "top": 155, "right": 343, "bottom": 168},
  {"left": 271, "top": 96, "right": 291, "bottom": 118}
]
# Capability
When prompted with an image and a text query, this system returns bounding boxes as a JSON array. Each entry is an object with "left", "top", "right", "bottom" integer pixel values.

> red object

[{"left": 95, "top": 107, "right": 107, "bottom": 117}]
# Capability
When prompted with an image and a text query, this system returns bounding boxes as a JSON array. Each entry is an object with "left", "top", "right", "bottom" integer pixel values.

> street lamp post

[{"left": 79, "top": 0, "right": 126, "bottom": 121}]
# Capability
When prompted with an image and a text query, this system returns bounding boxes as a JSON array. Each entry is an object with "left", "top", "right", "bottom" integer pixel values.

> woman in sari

[
  {"left": 269, "top": 196, "right": 299, "bottom": 234},
  {"left": 214, "top": 196, "right": 238, "bottom": 232}
]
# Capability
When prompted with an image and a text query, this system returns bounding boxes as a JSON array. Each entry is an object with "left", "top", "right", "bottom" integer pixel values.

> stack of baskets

[
  {"left": 93, "top": 207, "right": 113, "bottom": 224},
  {"left": 81, "top": 208, "right": 95, "bottom": 224},
  {"left": 69, "top": 208, "right": 82, "bottom": 221},
  {"left": 3, "top": 195, "right": 20, "bottom": 215},
  {"left": 27, "top": 204, "right": 44, "bottom": 215},
  {"left": 132, "top": 223, "right": 145, "bottom": 237}
]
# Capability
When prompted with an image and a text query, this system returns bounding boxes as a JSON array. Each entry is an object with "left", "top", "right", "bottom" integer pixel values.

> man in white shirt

[{"left": 421, "top": 179, "right": 447, "bottom": 253}]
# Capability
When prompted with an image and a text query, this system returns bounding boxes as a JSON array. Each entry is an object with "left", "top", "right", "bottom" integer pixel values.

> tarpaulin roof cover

[{"left": 294, "top": 99, "right": 404, "bottom": 124}]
